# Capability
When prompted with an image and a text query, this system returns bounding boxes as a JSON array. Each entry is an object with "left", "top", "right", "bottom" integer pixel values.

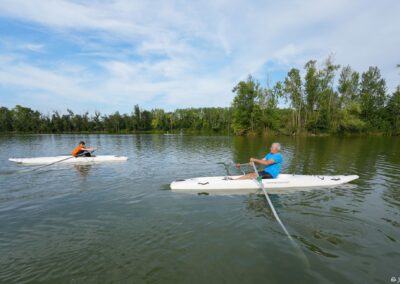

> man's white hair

[{"left": 271, "top": 142, "right": 281, "bottom": 151}]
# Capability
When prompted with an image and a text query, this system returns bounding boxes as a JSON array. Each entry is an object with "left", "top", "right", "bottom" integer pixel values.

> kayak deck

[
  {"left": 9, "top": 155, "right": 128, "bottom": 165},
  {"left": 170, "top": 174, "right": 359, "bottom": 195}
]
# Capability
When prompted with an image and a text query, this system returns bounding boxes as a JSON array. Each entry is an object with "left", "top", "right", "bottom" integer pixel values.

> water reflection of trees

[
  {"left": 74, "top": 164, "right": 92, "bottom": 177},
  {"left": 381, "top": 138, "right": 400, "bottom": 208},
  {"left": 245, "top": 193, "right": 275, "bottom": 219}
]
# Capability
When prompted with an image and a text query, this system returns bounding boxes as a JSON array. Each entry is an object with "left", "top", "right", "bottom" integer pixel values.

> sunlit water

[{"left": 0, "top": 134, "right": 399, "bottom": 283}]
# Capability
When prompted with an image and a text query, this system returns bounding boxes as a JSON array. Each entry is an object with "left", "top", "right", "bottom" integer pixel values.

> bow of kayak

[
  {"left": 9, "top": 155, "right": 128, "bottom": 165},
  {"left": 170, "top": 174, "right": 359, "bottom": 195}
]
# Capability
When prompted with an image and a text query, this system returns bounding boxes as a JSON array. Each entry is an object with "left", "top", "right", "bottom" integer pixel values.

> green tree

[
  {"left": 151, "top": 109, "right": 167, "bottom": 130},
  {"left": 12, "top": 105, "right": 41, "bottom": 132},
  {"left": 51, "top": 111, "right": 63, "bottom": 132},
  {"left": 338, "top": 66, "right": 360, "bottom": 104},
  {"left": 387, "top": 87, "right": 400, "bottom": 134},
  {"left": 0, "top": 107, "right": 13, "bottom": 132},
  {"left": 315, "top": 58, "right": 340, "bottom": 132},
  {"left": 283, "top": 68, "right": 304, "bottom": 132},
  {"left": 103, "top": 112, "right": 123, "bottom": 133},
  {"left": 231, "top": 75, "right": 262, "bottom": 135},
  {"left": 304, "top": 60, "right": 319, "bottom": 131},
  {"left": 91, "top": 111, "right": 103, "bottom": 132},
  {"left": 133, "top": 105, "right": 141, "bottom": 131},
  {"left": 338, "top": 102, "right": 365, "bottom": 132},
  {"left": 140, "top": 110, "right": 152, "bottom": 130},
  {"left": 360, "top": 66, "right": 387, "bottom": 130},
  {"left": 259, "top": 82, "right": 282, "bottom": 132},
  {"left": 304, "top": 61, "right": 319, "bottom": 104}
]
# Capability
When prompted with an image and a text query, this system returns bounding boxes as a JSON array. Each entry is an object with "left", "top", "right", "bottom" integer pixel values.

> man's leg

[
  {"left": 83, "top": 151, "right": 91, "bottom": 157},
  {"left": 258, "top": 171, "right": 273, "bottom": 179},
  {"left": 260, "top": 172, "right": 273, "bottom": 179},
  {"left": 77, "top": 150, "right": 91, "bottom": 157},
  {"left": 236, "top": 172, "right": 257, "bottom": 180}
]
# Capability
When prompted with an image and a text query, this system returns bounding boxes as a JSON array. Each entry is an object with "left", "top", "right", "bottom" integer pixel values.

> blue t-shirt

[{"left": 264, "top": 152, "right": 283, "bottom": 178}]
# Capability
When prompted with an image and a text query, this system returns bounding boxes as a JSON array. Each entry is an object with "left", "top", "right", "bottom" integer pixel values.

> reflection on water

[
  {"left": 73, "top": 164, "right": 92, "bottom": 177},
  {"left": 0, "top": 134, "right": 399, "bottom": 283}
]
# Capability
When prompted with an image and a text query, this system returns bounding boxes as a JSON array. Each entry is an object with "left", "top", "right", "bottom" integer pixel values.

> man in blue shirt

[{"left": 237, "top": 142, "right": 283, "bottom": 179}]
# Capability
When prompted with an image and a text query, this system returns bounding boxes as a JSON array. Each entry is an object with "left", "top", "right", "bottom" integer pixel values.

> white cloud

[
  {"left": 19, "top": 43, "right": 45, "bottom": 52},
  {"left": 0, "top": 57, "right": 100, "bottom": 100}
]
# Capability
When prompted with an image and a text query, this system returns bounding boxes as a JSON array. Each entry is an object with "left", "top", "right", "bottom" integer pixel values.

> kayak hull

[
  {"left": 170, "top": 174, "right": 359, "bottom": 195},
  {"left": 9, "top": 155, "right": 128, "bottom": 165}
]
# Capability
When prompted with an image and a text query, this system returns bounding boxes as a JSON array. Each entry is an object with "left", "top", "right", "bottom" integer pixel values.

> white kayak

[
  {"left": 9, "top": 155, "right": 128, "bottom": 165},
  {"left": 170, "top": 174, "right": 359, "bottom": 195}
]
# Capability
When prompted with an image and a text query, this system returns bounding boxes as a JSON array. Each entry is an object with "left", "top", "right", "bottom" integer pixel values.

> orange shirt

[{"left": 72, "top": 145, "right": 84, "bottom": 156}]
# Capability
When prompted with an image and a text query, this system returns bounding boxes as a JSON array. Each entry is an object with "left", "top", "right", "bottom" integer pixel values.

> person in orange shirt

[{"left": 72, "top": 141, "right": 96, "bottom": 157}]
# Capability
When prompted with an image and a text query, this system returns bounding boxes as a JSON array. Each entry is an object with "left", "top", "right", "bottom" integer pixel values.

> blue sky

[{"left": 0, "top": 0, "right": 399, "bottom": 114}]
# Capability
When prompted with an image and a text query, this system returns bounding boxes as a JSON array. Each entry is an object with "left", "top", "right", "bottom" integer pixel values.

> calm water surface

[{"left": 0, "top": 134, "right": 399, "bottom": 283}]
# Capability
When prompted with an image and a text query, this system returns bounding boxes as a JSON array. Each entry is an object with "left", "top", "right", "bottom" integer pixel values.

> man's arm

[
  {"left": 83, "top": 147, "right": 96, "bottom": 152},
  {"left": 250, "top": 157, "right": 275, "bottom": 166}
]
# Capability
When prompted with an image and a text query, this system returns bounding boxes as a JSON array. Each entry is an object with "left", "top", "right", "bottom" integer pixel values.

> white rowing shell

[
  {"left": 9, "top": 155, "right": 128, "bottom": 165},
  {"left": 170, "top": 174, "right": 359, "bottom": 195}
]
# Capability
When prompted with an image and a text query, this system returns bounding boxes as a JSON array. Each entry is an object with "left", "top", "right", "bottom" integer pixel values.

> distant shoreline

[{"left": 0, "top": 130, "right": 396, "bottom": 137}]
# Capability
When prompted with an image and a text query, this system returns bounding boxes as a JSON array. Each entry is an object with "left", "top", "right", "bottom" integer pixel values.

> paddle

[
  {"left": 251, "top": 161, "right": 293, "bottom": 241},
  {"left": 235, "top": 162, "right": 250, "bottom": 175},
  {"left": 31, "top": 150, "right": 96, "bottom": 172},
  {"left": 217, "top": 162, "right": 250, "bottom": 176}
]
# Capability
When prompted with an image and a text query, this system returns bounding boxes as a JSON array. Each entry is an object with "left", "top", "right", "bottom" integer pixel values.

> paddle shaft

[{"left": 251, "top": 162, "right": 293, "bottom": 241}]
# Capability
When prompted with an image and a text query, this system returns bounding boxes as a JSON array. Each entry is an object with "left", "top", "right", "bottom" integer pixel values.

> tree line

[
  {"left": 0, "top": 105, "right": 232, "bottom": 134},
  {"left": 1, "top": 58, "right": 399, "bottom": 135}
]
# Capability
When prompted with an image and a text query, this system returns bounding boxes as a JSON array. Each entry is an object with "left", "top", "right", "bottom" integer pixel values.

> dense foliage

[
  {"left": 0, "top": 105, "right": 232, "bottom": 134},
  {"left": 1, "top": 59, "right": 399, "bottom": 135},
  {"left": 230, "top": 58, "right": 400, "bottom": 135}
]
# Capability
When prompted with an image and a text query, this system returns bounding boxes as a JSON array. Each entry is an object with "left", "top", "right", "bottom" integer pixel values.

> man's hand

[{"left": 250, "top": 158, "right": 258, "bottom": 163}]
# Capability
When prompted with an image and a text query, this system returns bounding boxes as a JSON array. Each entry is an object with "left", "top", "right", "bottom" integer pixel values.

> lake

[{"left": 0, "top": 134, "right": 399, "bottom": 283}]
